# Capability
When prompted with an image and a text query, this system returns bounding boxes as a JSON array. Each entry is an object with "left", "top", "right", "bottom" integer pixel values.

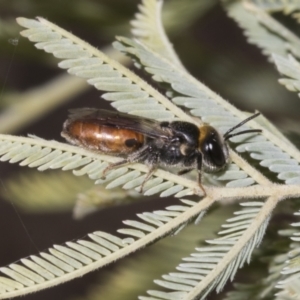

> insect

[{"left": 61, "top": 108, "right": 261, "bottom": 194}]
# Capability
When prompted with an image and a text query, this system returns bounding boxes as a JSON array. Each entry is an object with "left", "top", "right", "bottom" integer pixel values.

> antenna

[{"left": 223, "top": 112, "right": 262, "bottom": 141}]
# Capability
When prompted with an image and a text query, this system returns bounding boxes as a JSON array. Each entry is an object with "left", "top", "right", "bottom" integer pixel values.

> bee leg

[
  {"left": 177, "top": 168, "right": 193, "bottom": 176},
  {"left": 139, "top": 165, "right": 157, "bottom": 193},
  {"left": 137, "top": 149, "right": 160, "bottom": 193},
  {"left": 197, "top": 172, "right": 206, "bottom": 195},
  {"left": 101, "top": 145, "right": 150, "bottom": 178},
  {"left": 101, "top": 159, "right": 129, "bottom": 178},
  {"left": 197, "top": 155, "right": 206, "bottom": 196}
]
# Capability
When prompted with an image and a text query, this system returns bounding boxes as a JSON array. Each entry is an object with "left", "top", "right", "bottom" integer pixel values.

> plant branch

[
  {"left": 0, "top": 196, "right": 214, "bottom": 299},
  {"left": 33, "top": 17, "right": 195, "bottom": 124},
  {"left": 209, "top": 184, "right": 300, "bottom": 200},
  {"left": 187, "top": 195, "right": 279, "bottom": 300},
  {"left": 229, "top": 150, "right": 272, "bottom": 186},
  {"left": 244, "top": 1, "right": 300, "bottom": 58}
]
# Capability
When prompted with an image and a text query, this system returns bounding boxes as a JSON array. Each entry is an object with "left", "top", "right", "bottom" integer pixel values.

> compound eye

[{"left": 203, "top": 137, "right": 226, "bottom": 167}]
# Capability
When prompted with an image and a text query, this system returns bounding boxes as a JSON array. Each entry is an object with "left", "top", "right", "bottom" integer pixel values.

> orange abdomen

[{"left": 62, "top": 120, "right": 145, "bottom": 154}]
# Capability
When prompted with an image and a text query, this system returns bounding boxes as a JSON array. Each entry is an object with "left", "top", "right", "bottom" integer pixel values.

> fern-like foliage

[
  {"left": 0, "top": 135, "right": 198, "bottom": 198},
  {"left": 251, "top": 0, "right": 300, "bottom": 14},
  {"left": 130, "top": 0, "right": 186, "bottom": 70},
  {"left": 223, "top": 0, "right": 300, "bottom": 59},
  {"left": 74, "top": 206, "right": 234, "bottom": 300},
  {"left": 276, "top": 211, "right": 300, "bottom": 299},
  {"left": 16, "top": 16, "right": 189, "bottom": 122},
  {"left": 273, "top": 54, "right": 300, "bottom": 94},
  {"left": 0, "top": 183, "right": 213, "bottom": 299},
  {"left": 224, "top": 228, "right": 294, "bottom": 300},
  {"left": 115, "top": 36, "right": 300, "bottom": 187},
  {"left": 140, "top": 201, "right": 271, "bottom": 300},
  {"left": 1, "top": 0, "right": 300, "bottom": 299}
]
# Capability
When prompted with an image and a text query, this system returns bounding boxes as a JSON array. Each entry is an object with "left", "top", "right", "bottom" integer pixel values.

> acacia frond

[
  {"left": 130, "top": 0, "right": 216, "bottom": 64},
  {"left": 276, "top": 210, "right": 300, "bottom": 299},
  {"left": 6, "top": 3, "right": 300, "bottom": 299},
  {"left": 0, "top": 194, "right": 215, "bottom": 299},
  {"left": 223, "top": 0, "right": 300, "bottom": 59},
  {"left": 225, "top": 230, "right": 292, "bottom": 299},
  {"left": 0, "top": 134, "right": 200, "bottom": 197},
  {"left": 131, "top": 0, "right": 186, "bottom": 70},
  {"left": 251, "top": 0, "right": 300, "bottom": 14},
  {"left": 140, "top": 198, "right": 278, "bottom": 300},
  {"left": 16, "top": 17, "right": 191, "bottom": 122},
  {"left": 273, "top": 54, "right": 300, "bottom": 94},
  {"left": 277, "top": 280, "right": 300, "bottom": 300},
  {"left": 75, "top": 206, "right": 234, "bottom": 300},
  {"left": 114, "top": 37, "right": 300, "bottom": 186},
  {"left": 0, "top": 46, "right": 129, "bottom": 134},
  {"left": 255, "top": 113, "right": 298, "bottom": 151},
  {"left": 18, "top": 16, "right": 300, "bottom": 189},
  {"left": 3, "top": 132, "right": 300, "bottom": 298}
]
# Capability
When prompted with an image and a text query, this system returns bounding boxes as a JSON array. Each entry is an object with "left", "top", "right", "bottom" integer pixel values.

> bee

[{"left": 62, "top": 108, "right": 261, "bottom": 194}]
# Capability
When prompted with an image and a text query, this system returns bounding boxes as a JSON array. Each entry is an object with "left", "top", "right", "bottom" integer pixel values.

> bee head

[
  {"left": 199, "top": 112, "right": 262, "bottom": 173},
  {"left": 198, "top": 126, "right": 230, "bottom": 173}
]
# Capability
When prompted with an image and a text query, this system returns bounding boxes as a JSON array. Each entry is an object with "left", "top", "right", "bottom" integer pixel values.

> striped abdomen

[{"left": 62, "top": 119, "right": 145, "bottom": 154}]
